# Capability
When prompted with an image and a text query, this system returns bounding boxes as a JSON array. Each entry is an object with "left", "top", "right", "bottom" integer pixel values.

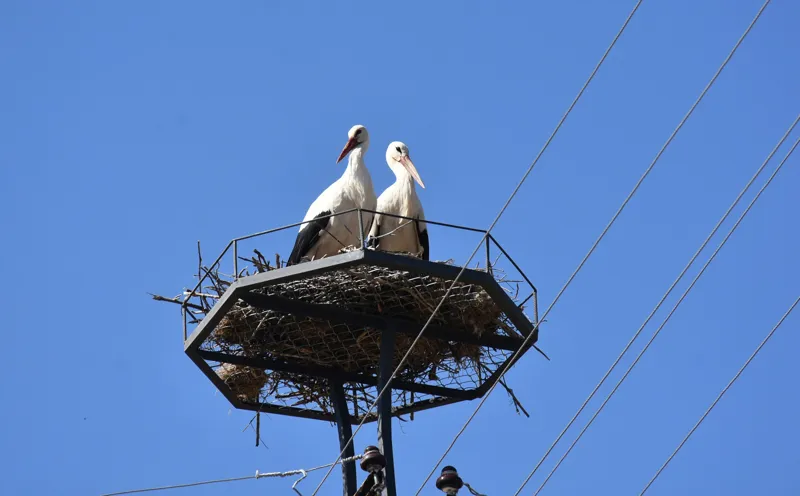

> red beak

[{"left": 337, "top": 137, "right": 358, "bottom": 163}]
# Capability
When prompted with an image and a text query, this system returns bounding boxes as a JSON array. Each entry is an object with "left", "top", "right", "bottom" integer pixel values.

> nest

[
  {"left": 158, "top": 246, "right": 531, "bottom": 419},
  {"left": 212, "top": 262, "right": 517, "bottom": 375},
  {"left": 216, "top": 363, "right": 267, "bottom": 403}
]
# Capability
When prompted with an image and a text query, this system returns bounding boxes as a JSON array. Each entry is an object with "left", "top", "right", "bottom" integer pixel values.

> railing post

[
  {"left": 233, "top": 240, "right": 238, "bottom": 280},
  {"left": 357, "top": 209, "right": 365, "bottom": 250},
  {"left": 181, "top": 304, "right": 187, "bottom": 341},
  {"left": 485, "top": 236, "right": 492, "bottom": 275}
]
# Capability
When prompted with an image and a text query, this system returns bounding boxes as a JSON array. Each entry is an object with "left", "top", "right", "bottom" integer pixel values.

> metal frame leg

[
  {"left": 377, "top": 330, "right": 397, "bottom": 496},
  {"left": 331, "top": 381, "right": 358, "bottom": 496}
]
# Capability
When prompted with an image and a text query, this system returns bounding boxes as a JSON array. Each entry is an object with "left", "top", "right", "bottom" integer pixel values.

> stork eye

[
  {"left": 395, "top": 146, "right": 402, "bottom": 153},
  {"left": 355, "top": 129, "right": 362, "bottom": 136}
]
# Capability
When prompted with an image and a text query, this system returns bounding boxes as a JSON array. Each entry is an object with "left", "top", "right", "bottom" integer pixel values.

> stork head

[
  {"left": 386, "top": 141, "right": 425, "bottom": 188},
  {"left": 337, "top": 124, "right": 369, "bottom": 163}
]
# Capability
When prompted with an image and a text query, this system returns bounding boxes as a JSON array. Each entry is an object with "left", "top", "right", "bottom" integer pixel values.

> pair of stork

[{"left": 288, "top": 124, "right": 429, "bottom": 265}]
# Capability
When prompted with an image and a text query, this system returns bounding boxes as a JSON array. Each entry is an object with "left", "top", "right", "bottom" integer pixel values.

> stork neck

[
  {"left": 389, "top": 162, "right": 416, "bottom": 189},
  {"left": 344, "top": 146, "right": 368, "bottom": 178}
]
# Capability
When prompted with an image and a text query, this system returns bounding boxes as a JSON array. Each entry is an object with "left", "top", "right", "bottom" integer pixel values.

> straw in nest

[
  {"left": 216, "top": 363, "right": 267, "bottom": 403},
  {"left": 210, "top": 261, "right": 514, "bottom": 380}
]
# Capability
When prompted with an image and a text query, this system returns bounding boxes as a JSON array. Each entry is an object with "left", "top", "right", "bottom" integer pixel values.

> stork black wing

[
  {"left": 288, "top": 210, "right": 331, "bottom": 265},
  {"left": 416, "top": 219, "right": 430, "bottom": 261}
]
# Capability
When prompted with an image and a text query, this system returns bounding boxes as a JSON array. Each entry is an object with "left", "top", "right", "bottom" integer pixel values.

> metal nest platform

[{"left": 173, "top": 209, "right": 543, "bottom": 424}]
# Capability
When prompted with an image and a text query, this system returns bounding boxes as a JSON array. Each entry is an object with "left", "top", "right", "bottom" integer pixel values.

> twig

[
  {"left": 253, "top": 249, "right": 267, "bottom": 267},
  {"left": 183, "top": 291, "right": 220, "bottom": 299},
  {"left": 256, "top": 411, "right": 261, "bottom": 447},
  {"left": 480, "top": 363, "right": 530, "bottom": 417},
  {"left": 149, "top": 293, "right": 205, "bottom": 312},
  {"left": 197, "top": 240, "right": 202, "bottom": 286}
]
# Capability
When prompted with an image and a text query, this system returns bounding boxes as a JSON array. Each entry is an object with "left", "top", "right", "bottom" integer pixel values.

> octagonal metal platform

[
  {"left": 184, "top": 246, "right": 540, "bottom": 423},
  {"left": 176, "top": 209, "right": 542, "bottom": 424}
]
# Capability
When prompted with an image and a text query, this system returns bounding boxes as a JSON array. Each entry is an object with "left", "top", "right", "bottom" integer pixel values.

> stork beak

[
  {"left": 337, "top": 137, "right": 358, "bottom": 163},
  {"left": 400, "top": 156, "right": 425, "bottom": 188}
]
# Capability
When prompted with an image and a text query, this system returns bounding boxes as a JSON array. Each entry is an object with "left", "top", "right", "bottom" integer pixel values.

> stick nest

[
  {"left": 163, "top": 247, "right": 530, "bottom": 418},
  {"left": 216, "top": 363, "right": 267, "bottom": 403}
]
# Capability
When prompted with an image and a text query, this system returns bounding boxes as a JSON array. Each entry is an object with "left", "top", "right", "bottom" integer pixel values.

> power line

[
  {"left": 100, "top": 454, "right": 363, "bottom": 496},
  {"left": 414, "top": 0, "right": 774, "bottom": 491},
  {"left": 640, "top": 295, "right": 800, "bottom": 495},
  {"left": 515, "top": 107, "right": 800, "bottom": 494},
  {"left": 102, "top": 475, "right": 253, "bottom": 496},
  {"left": 308, "top": 1, "right": 646, "bottom": 493},
  {"left": 530, "top": 134, "right": 799, "bottom": 496}
]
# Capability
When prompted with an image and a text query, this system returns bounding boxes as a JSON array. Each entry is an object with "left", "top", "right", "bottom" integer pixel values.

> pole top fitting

[
  {"left": 436, "top": 465, "right": 464, "bottom": 494},
  {"left": 360, "top": 446, "right": 387, "bottom": 474}
]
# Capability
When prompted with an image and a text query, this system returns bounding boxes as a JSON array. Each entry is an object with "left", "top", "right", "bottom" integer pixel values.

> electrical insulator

[
  {"left": 360, "top": 445, "right": 387, "bottom": 474},
  {"left": 436, "top": 465, "right": 464, "bottom": 494}
]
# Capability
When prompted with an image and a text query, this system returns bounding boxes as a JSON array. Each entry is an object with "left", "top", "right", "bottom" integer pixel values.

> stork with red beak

[
  {"left": 288, "top": 125, "right": 377, "bottom": 265},
  {"left": 368, "top": 141, "right": 429, "bottom": 260}
]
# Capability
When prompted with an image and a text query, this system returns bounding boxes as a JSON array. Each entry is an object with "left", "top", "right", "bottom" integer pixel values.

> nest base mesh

[{"left": 182, "top": 249, "right": 532, "bottom": 421}]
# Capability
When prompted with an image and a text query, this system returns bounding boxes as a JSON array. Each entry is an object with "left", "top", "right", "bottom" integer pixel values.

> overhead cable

[
  {"left": 516, "top": 107, "right": 799, "bottom": 494},
  {"left": 101, "top": 453, "right": 363, "bottom": 496},
  {"left": 415, "top": 0, "right": 774, "bottom": 492},
  {"left": 639, "top": 295, "right": 800, "bottom": 495},
  {"left": 309, "top": 1, "right": 647, "bottom": 494},
  {"left": 530, "top": 133, "right": 798, "bottom": 496}
]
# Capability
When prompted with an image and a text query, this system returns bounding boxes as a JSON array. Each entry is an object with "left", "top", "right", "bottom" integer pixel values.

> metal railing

[{"left": 180, "top": 208, "right": 538, "bottom": 340}]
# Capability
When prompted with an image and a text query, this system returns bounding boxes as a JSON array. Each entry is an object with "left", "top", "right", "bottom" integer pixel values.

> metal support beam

[
  {"left": 330, "top": 381, "right": 357, "bottom": 496},
  {"left": 361, "top": 249, "right": 491, "bottom": 286},
  {"left": 377, "top": 329, "right": 397, "bottom": 496},
  {"left": 196, "top": 350, "right": 477, "bottom": 401},
  {"left": 241, "top": 250, "right": 365, "bottom": 289}
]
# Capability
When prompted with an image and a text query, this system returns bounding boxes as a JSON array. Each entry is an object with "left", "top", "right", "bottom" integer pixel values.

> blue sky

[{"left": 2, "top": 1, "right": 799, "bottom": 494}]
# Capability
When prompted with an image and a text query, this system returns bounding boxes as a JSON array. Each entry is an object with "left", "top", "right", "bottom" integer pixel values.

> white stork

[
  {"left": 368, "top": 141, "right": 429, "bottom": 260},
  {"left": 288, "top": 125, "right": 377, "bottom": 265}
]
